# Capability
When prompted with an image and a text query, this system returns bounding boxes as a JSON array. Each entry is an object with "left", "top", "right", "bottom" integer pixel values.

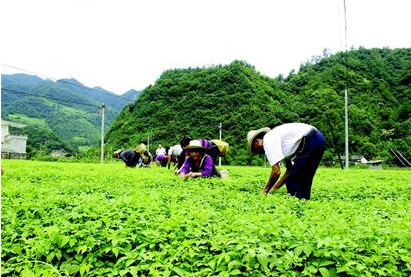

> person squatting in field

[
  {"left": 155, "top": 143, "right": 167, "bottom": 166},
  {"left": 177, "top": 136, "right": 221, "bottom": 170},
  {"left": 135, "top": 143, "right": 153, "bottom": 167},
  {"left": 178, "top": 140, "right": 221, "bottom": 180},
  {"left": 247, "top": 123, "right": 325, "bottom": 200}
]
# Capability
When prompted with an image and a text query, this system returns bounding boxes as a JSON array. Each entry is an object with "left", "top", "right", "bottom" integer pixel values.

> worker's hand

[
  {"left": 187, "top": 172, "right": 198, "bottom": 178},
  {"left": 263, "top": 185, "right": 278, "bottom": 195},
  {"left": 263, "top": 185, "right": 272, "bottom": 195}
]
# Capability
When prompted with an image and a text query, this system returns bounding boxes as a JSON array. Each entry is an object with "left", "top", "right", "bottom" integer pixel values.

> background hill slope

[
  {"left": 106, "top": 48, "right": 410, "bottom": 166},
  {"left": 1, "top": 74, "right": 139, "bottom": 154}
]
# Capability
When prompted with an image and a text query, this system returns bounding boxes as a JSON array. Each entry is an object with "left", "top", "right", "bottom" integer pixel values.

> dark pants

[
  {"left": 177, "top": 152, "right": 187, "bottom": 169},
  {"left": 284, "top": 129, "right": 325, "bottom": 200},
  {"left": 121, "top": 151, "right": 140, "bottom": 168}
]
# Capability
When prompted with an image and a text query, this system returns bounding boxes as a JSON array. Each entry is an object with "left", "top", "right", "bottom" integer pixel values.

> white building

[{"left": 1, "top": 119, "right": 28, "bottom": 159}]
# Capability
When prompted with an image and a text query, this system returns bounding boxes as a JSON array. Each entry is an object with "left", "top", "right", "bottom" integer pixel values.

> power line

[
  {"left": 1, "top": 87, "right": 100, "bottom": 109},
  {"left": 1, "top": 63, "right": 138, "bottom": 102},
  {"left": 2, "top": 88, "right": 106, "bottom": 121}
]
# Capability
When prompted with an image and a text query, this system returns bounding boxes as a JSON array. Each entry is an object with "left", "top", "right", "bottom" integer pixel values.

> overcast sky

[{"left": 1, "top": 0, "right": 410, "bottom": 94}]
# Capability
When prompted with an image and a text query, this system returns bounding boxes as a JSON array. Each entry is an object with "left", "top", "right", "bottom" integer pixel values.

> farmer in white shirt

[
  {"left": 247, "top": 123, "right": 325, "bottom": 200},
  {"left": 167, "top": 144, "right": 183, "bottom": 169},
  {"left": 155, "top": 143, "right": 167, "bottom": 166}
]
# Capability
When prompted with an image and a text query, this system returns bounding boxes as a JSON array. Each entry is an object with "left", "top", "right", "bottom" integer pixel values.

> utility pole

[
  {"left": 219, "top": 122, "right": 222, "bottom": 166},
  {"left": 343, "top": 0, "right": 349, "bottom": 170},
  {"left": 344, "top": 90, "right": 349, "bottom": 170},
  {"left": 147, "top": 134, "right": 150, "bottom": 152},
  {"left": 100, "top": 103, "right": 105, "bottom": 164}
]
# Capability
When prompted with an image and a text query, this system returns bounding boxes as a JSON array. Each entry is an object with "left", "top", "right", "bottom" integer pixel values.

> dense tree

[
  {"left": 282, "top": 47, "right": 410, "bottom": 165},
  {"left": 3, "top": 48, "right": 409, "bottom": 165},
  {"left": 106, "top": 48, "right": 410, "bottom": 166}
]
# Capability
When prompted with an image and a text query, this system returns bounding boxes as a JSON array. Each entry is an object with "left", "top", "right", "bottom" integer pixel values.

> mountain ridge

[{"left": 1, "top": 73, "right": 140, "bottom": 155}]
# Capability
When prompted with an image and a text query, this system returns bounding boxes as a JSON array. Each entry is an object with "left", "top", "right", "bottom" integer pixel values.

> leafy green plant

[{"left": 1, "top": 160, "right": 410, "bottom": 276}]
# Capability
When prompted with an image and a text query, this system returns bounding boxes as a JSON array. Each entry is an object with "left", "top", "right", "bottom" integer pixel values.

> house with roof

[{"left": 1, "top": 119, "right": 28, "bottom": 159}]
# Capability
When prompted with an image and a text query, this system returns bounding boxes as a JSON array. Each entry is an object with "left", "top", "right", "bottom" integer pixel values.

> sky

[{"left": 1, "top": 0, "right": 410, "bottom": 94}]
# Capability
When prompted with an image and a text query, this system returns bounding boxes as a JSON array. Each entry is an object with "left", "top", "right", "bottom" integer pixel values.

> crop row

[{"left": 1, "top": 160, "right": 411, "bottom": 276}]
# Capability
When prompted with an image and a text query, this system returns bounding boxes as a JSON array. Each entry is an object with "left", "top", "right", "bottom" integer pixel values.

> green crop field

[{"left": 1, "top": 160, "right": 410, "bottom": 276}]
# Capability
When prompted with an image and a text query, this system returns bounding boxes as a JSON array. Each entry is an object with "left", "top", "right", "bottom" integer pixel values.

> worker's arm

[
  {"left": 263, "top": 163, "right": 281, "bottom": 194},
  {"left": 187, "top": 172, "right": 202, "bottom": 178},
  {"left": 270, "top": 166, "right": 289, "bottom": 192},
  {"left": 263, "top": 162, "right": 290, "bottom": 195}
]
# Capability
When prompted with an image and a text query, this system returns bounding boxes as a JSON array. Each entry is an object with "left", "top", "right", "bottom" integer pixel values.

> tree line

[{"left": 104, "top": 47, "right": 410, "bottom": 166}]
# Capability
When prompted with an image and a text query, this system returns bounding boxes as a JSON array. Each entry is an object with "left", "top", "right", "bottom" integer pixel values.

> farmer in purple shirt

[
  {"left": 178, "top": 140, "right": 221, "bottom": 180},
  {"left": 177, "top": 136, "right": 220, "bottom": 170}
]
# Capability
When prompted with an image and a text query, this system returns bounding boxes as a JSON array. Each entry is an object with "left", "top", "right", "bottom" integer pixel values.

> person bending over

[
  {"left": 113, "top": 149, "right": 140, "bottom": 168},
  {"left": 247, "top": 123, "right": 325, "bottom": 200}
]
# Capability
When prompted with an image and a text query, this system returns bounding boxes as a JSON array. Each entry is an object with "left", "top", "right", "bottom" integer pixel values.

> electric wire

[
  {"left": 1, "top": 87, "right": 100, "bottom": 109},
  {"left": 1, "top": 63, "right": 138, "bottom": 102}
]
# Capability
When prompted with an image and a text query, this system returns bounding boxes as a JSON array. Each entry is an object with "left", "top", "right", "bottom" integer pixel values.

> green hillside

[
  {"left": 1, "top": 74, "right": 139, "bottom": 155},
  {"left": 282, "top": 47, "right": 410, "bottom": 165},
  {"left": 105, "top": 48, "right": 410, "bottom": 166}
]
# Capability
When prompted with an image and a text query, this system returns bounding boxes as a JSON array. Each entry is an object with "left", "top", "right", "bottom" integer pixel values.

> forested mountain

[
  {"left": 122, "top": 89, "right": 140, "bottom": 101},
  {"left": 1, "top": 74, "right": 139, "bottom": 155},
  {"left": 281, "top": 47, "right": 410, "bottom": 165},
  {"left": 106, "top": 48, "right": 410, "bottom": 166}
]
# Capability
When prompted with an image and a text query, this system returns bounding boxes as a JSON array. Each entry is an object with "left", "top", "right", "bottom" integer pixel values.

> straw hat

[
  {"left": 247, "top": 127, "right": 270, "bottom": 154},
  {"left": 113, "top": 149, "right": 123, "bottom": 156},
  {"left": 135, "top": 143, "right": 147, "bottom": 154},
  {"left": 185, "top": 140, "right": 205, "bottom": 150}
]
